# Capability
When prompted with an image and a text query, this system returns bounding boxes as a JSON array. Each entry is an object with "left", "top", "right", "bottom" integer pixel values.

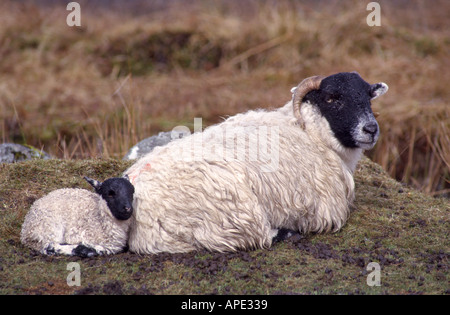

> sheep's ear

[
  {"left": 370, "top": 82, "right": 388, "bottom": 100},
  {"left": 123, "top": 174, "right": 130, "bottom": 182},
  {"left": 84, "top": 176, "right": 102, "bottom": 191}
]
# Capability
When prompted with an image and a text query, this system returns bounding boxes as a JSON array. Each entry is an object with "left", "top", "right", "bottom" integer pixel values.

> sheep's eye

[
  {"left": 326, "top": 94, "right": 339, "bottom": 103},
  {"left": 108, "top": 190, "right": 116, "bottom": 198}
]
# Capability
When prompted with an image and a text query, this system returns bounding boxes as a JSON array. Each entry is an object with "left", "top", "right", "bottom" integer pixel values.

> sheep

[
  {"left": 20, "top": 176, "right": 135, "bottom": 257},
  {"left": 124, "top": 71, "right": 388, "bottom": 254}
]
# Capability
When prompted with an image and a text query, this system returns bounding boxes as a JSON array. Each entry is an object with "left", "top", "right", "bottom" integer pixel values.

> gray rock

[
  {"left": 123, "top": 130, "right": 190, "bottom": 160},
  {"left": 0, "top": 143, "right": 51, "bottom": 163}
]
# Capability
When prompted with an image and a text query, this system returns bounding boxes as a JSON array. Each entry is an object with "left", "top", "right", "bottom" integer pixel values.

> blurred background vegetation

[{"left": 0, "top": 0, "right": 448, "bottom": 196}]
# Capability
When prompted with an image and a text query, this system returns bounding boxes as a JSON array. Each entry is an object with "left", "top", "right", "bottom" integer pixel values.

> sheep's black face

[
  {"left": 303, "top": 72, "right": 388, "bottom": 150},
  {"left": 85, "top": 176, "right": 135, "bottom": 220}
]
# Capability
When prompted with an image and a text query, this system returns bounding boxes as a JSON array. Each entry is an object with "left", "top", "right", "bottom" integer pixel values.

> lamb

[
  {"left": 20, "top": 176, "right": 135, "bottom": 257},
  {"left": 125, "top": 71, "right": 388, "bottom": 254}
]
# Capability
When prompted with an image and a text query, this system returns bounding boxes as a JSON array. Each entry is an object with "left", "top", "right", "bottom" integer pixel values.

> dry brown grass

[{"left": 0, "top": 0, "right": 448, "bottom": 195}]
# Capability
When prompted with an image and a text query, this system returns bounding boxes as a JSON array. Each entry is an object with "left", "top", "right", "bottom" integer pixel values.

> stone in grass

[
  {"left": 123, "top": 130, "right": 190, "bottom": 160},
  {"left": 0, "top": 143, "right": 51, "bottom": 163}
]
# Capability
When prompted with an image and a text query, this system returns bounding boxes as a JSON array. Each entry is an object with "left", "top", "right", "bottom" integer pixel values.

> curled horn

[{"left": 292, "top": 75, "right": 325, "bottom": 129}]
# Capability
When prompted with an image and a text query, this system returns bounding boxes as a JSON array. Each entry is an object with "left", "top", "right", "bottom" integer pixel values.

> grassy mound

[
  {"left": 0, "top": 1, "right": 448, "bottom": 195},
  {"left": 0, "top": 157, "right": 448, "bottom": 295}
]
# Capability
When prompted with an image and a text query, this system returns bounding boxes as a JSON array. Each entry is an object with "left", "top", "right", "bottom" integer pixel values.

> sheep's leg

[
  {"left": 271, "top": 228, "right": 300, "bottom": 243},
  {"left": 72, "top": 244, "right": 99, "bottom": 257}
]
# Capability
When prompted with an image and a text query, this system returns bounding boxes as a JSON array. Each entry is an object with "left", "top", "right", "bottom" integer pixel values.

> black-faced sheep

[
  {"left": 20, "top": 176, "right": 135, "bottom": 257},
  {"left": 125, "top": 72, "right": 388, "bottom": 254}
]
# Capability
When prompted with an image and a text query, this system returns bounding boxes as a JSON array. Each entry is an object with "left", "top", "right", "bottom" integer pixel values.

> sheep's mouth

[
  {"left": 352, "top": 120, "right": 379, "bottom": 150},
  {"left": 114, "top": 210, "right": 133, "bottom": 221},
  {"left": 355, "top": 139, "right": 377, "bottom": 150}
]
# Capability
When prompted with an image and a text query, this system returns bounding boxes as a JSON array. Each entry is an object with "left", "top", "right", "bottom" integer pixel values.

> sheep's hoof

[
  {"left": 272, "top": 228, "right": 299, "bottom": 243},
  {"left": 44, "top": 245, "right": 56, "bottom": 256},
  {"left": 72, "top": 244, "right": 98, "bottom": 258}
]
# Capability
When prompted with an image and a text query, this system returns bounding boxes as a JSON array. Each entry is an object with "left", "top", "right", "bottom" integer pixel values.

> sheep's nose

[
  {"left": 363, "top": 122, "right": 378, "bottom": 135},
  {"left": 124, "top": 206, "right": 132, "bottom": 213}
]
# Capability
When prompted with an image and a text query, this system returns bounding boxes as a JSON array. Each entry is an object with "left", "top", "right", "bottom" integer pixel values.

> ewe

[
  {"left": 125, "top": 72, "right": 388, "bottom": 254},
  {"left": 21, "top": 176, "right": 134, "bottom": 257}
]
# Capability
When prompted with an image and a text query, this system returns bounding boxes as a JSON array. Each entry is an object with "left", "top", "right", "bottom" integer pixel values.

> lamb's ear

[
  {"left": 370, "top": 82, "right": 388, "bottom": 100},
  {"left": 123, "top": 174, "right": 130, "bottom": 182},
  {"left": 84, "top": 176, "right": 102, "bottom": 191}
]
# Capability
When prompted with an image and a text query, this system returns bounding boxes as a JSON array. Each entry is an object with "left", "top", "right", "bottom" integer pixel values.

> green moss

[{"left": 22, "top": 145, "right": 48, "bottom": 159}]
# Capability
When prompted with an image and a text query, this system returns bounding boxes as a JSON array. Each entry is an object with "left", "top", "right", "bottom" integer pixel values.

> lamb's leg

[
  {"left": 74, "top": 244, "right": 124, "bottom": 257},
  {"left": 45, "top": 243, "right": 98, "bottom": 257},
  {"left": 45, "top": 243, "right": 78, "bottom": 256},
  {"left": 40, "top": 225, "right": 82, "bottom": 256}
]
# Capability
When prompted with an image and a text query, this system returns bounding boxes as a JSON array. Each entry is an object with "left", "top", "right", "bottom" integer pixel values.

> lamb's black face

[
  {"left": 302, "top": 72, "right": 388, "bottom": 150},
  {"left": 84, "top": 176, "right": 135, "bottom": 220}
]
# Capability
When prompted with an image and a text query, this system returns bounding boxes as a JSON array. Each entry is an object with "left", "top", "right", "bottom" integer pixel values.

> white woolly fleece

[
  {"left": 21, "top": 188, "right": 131, "bottom": 255},
  {"left": 125, "top": 100, "right": 361, "bottom": 254}
]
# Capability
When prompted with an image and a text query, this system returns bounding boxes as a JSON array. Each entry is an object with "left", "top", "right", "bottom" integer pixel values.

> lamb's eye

[
  {"left": 326, "top": 97, "right": 334, "bottom": 103},
  {"left": 108, "top": 191, "right": 116, "bottom": 198}
]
